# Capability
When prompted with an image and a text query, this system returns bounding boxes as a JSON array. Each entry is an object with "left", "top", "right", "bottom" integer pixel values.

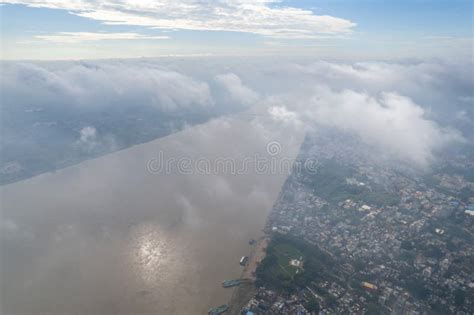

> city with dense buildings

[{"left": 238, "top": 130, "right": 474, "bottom": 315}]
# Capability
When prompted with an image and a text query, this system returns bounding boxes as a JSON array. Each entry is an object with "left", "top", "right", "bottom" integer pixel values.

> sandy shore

[
  {"left": 241, "top": 236, "right": 270, "bottom": 280},
  {"left": 227, "top": 236, "right": 270, "bottom": 314}
]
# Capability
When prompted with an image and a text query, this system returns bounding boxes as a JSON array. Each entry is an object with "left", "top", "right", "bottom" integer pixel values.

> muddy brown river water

[{"left": 1, "top": 116, "right": 303, "bottom": 315}]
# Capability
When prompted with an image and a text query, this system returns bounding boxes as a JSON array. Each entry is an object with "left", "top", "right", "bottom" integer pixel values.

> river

[{"left": 0, "top": 115, "right": 303, "bottom": 315}]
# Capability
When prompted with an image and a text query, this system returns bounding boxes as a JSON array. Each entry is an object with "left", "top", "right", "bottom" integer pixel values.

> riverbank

[
  {"left": 227, "top": 236, "right": 270, "bottom": 314},
  {"left": 242, "top": 236, "right": 270, "bottom": 281}
]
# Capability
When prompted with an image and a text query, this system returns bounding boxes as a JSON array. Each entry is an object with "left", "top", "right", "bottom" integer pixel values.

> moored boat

[
  {"left": 208, "top": 304, "right": 229, "bottom": 314},
  {"left": 222, "top": 279, "right": 241, "bottom": 288}
]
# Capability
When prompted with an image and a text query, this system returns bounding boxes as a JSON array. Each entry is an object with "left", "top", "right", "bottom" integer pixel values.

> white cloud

[
  {"left": 267, "top": 105, "right": 301, "bottom": 127},
  {"left": 78, "top": 126, "right": 98, "bottom": 150},
  {"left": 1, "top": 61, "right": 214, "bottom": 111},
  {"left": 2, "top": 0, "right": 355, "bottom": 38},
  {"left": 254, "top": 59, "right": 473, "bottom": 123},
  {"left": 75, "top": 125, "right": 120, "bottom": 152},
  {"left": 2, "top": 58, "right": 470, "bottom": 168},
  {"left": 267, "top": 86, "right": 463, "bottom": 166},
  {"left": 79, "top": 126, "right": 97, "bottom": 143},
  {"left": 215, "top": 73, "right": 259, "bottom": 106},
  {"left": 35, "top": 32, "right": 169, "bottom": 44}
]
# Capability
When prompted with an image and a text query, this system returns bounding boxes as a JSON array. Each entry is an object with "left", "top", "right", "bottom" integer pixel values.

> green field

[
  {"left": 255, "top": 237, "right": 303, "bottom": 291},
  {"left": 255, "top": 235, "right": 336, "bottom": 293},
  {"left": 273, "top": 243, "right": 304, "bottom": 277}
]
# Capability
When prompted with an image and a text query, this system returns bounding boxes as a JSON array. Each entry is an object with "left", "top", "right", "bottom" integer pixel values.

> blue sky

[{"left": 1, "top": 0, "right": 472, "bottom": 60}]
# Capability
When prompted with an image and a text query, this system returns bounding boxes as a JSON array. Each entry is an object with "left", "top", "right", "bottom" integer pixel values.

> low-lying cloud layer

[
  {"left": 2, "top": 58, "right": 472, "bottom": 169},
  {"left": 267, "top": 88, "right": 462, "bottom": 166},
  {"left": 1, "top": 62, "right": 216, "bottom": 110},
  {"left": 215, "top": 73, "right": 260, "bottom": 107},
  {"left": 257, "top": 60, "right": 472, "bottom": 166}
]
